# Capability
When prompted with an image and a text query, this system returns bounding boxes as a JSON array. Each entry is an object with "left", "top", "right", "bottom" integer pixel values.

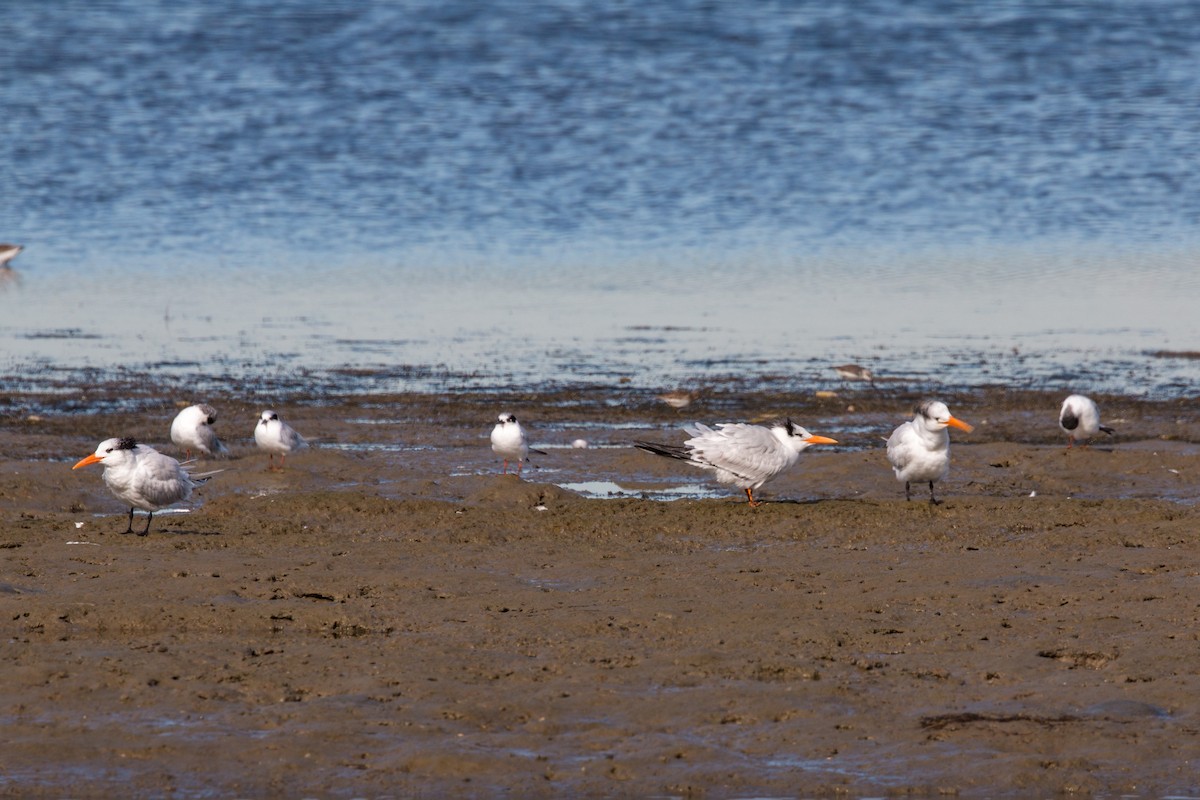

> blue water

[{"left": 2, "top": 1, "right": 1199, "bottom": 398}]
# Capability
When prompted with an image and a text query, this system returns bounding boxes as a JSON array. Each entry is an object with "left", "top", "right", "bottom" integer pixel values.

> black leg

[
  {"left": 928, "top": 481, "right": 942, "bottom": 505},
  {"left": 904, "top": 481, "right": 911, "bottom": 501},
  {"left": 140, "top": 511, "right": 153, "bottom": 536},
  {"left": 123, "top": 507, "right": 136, "bottom": 534}
]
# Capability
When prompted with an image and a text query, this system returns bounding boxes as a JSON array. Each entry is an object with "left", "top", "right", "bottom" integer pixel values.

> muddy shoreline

[{"left": 2, "top": 386, "right": 1198, "bottom": 797}]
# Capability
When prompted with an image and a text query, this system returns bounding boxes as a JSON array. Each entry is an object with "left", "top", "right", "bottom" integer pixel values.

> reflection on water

[{"left": 557, "top": 480, "right": 724, "bottom": 501}]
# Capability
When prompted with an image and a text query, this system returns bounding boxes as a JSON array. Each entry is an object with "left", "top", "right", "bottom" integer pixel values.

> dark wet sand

[{"left": 2, "top": 386, "right": 1198, "bottom": 797}]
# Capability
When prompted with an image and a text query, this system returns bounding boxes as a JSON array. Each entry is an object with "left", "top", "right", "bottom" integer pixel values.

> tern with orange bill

[
  {"left": 73, "top": 437, "right": 211, "bottom": 535},
  {"left": 886, "top": 400, "right": 973, "bottom": 504},
  {"left": 635, "top": 418, "right": 837, "bottom": 506}
]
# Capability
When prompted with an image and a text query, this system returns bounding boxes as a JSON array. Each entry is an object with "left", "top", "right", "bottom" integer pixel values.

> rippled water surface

[{"left": 2, "top": 1, "right": 1199, "bottom": 399}]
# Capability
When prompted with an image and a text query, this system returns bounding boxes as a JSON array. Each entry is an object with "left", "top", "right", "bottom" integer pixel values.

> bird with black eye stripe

[
  {"left": 255, "top": 409, "right": 308, "bottom": 470},
  {"left": 491, "top": 413, "right": 546, "bottom": 476}
]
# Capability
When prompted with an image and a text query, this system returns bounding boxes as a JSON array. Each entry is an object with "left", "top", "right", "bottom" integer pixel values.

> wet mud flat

[{"left": 2, "top": 385, "right": 1199, "bottom": 797}]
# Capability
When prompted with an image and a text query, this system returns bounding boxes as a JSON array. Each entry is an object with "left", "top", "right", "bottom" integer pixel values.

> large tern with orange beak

[
  {"left": 886, "top": 400, "right": 973, "bottom": 504},
  {"left": 635, "top": 419, "right": 837, "bottom": 506},
  {"left": 73, "top": 437, "right": 209, "bottom": 535}
]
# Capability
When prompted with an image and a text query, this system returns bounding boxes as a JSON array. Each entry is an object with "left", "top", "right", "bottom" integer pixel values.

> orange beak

[
  {"left": 947, "top": 416, "right": 974, "bottom": 433},
  {"left": 805, "top": 435, "right": 838, "bottom": 445},
  {"left": 72, "top": 454, "right": 104, "bottom": 470}
]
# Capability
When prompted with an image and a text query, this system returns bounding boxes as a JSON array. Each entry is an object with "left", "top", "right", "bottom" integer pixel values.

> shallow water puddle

[{"left": 557, "top": 480, "right": 723, "bottom": 501}]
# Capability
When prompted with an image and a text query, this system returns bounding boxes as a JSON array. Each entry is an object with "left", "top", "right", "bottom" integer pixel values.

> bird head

[
  {"left": 73, "top": 437, "right": 139, "bottom": 469},
  {"left": 780, "top": 418, "right": 838, "bottom": 451},
  {"left": 916, "top": 400, "right": 973, "bottom": 433}
]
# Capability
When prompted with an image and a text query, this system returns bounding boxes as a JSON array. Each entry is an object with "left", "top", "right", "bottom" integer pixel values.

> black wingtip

[
  {"left": 1100, "top": 425, "right": 1116, "bottom": 435},
  {"left": 634, "top": 440, "right": 689, "bottom": 461}
]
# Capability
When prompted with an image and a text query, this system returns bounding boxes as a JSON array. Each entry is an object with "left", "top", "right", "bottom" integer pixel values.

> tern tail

[
  {"left": 634, "top": 440, "right": 694, "bottom": 462},
  {"left": 1099, "top": 425, "right": 1116, "bottom": 436}
]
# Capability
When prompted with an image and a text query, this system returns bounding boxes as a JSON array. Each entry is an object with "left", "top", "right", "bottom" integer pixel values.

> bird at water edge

[
  {"left": 1058, "top": 394, "right": 1115, "bottom": 448},
  {"left": 491, "top": 413, "right": 546, "bottom": 476},
  {"left": 886, "top": 400, "right": 973, "bottom": 505},
  {"left": 833, "top": 364, "right": 874, "bottom": 382},
  {"left": 255, "top": 409, "right": 308, "bottom": 470},
  {"left": 635, "top": 418, "right": 837, "bottom": 506},
  {"left": 656, "top": 390, "right": 697, "bottom": 410},
  {"left": 170, "top": 403, "right": 229, "bottom": 459},
  {"left": 72, "top": 437, "right": 213, "bottom": 535},
  {"left": 0, "top": 243, "right": 22, "bottom": 268}
]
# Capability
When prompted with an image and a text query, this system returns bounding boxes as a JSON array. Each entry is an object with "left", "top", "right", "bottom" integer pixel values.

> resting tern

[
  {"left": 491, "top": 413, "right": 546, "bottom": 475},
  {"left": 1059, "top": 394, "right": 1115, "bottom": 448},
  {"left": 72, "top": 437, "right": 209, "bottom": 535},
  {"left": 886, "top": 400, "right": 973, "bottom": 504},
  {"left": 635, "top": 419, "right": 837, "bottom": 506},
  {"left": 170, "top": 403, "right": 229, "bottom": 459},
  {"left": 255, "top": 409, "right": 308, "bottom": 470}
]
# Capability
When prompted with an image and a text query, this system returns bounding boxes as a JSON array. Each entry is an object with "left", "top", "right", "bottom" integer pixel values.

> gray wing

[
  {"left": 686, "top": 423, "right": 791, "bottom": 483},
  {"left": 197, "top": 424, "right": 229, "bottom": 455},
  {"left": 886, "top": 422, "right": 914, "bottom": 471},
  {"left": 134, "top": 451, "right": 195, "bottom": 508},
  {"left": 281, "top": 423, "right": 308, "bottom": 451}
]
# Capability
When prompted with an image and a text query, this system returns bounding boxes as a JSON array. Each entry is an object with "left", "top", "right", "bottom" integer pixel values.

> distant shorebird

[
  {"left": 1059, "top": 394, "right": 1115, "bottom": 448},
  {"left": 886, "top": 400, "right": 973, "bottom": 504},
  {"left": 656, "top": 390, "right": 697, "bottom": 410},
  {"left": 635, "top": 419, "right": 837, "bottom": 506},
  {"left": 833, "top": 364, "right": 874, "bottom": 382},
  {"left": 255, "top": 409, "right": 308, "bottom": 470},
  {"left": 0, "top": 243, "right": 22, "bottom": 268}
]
